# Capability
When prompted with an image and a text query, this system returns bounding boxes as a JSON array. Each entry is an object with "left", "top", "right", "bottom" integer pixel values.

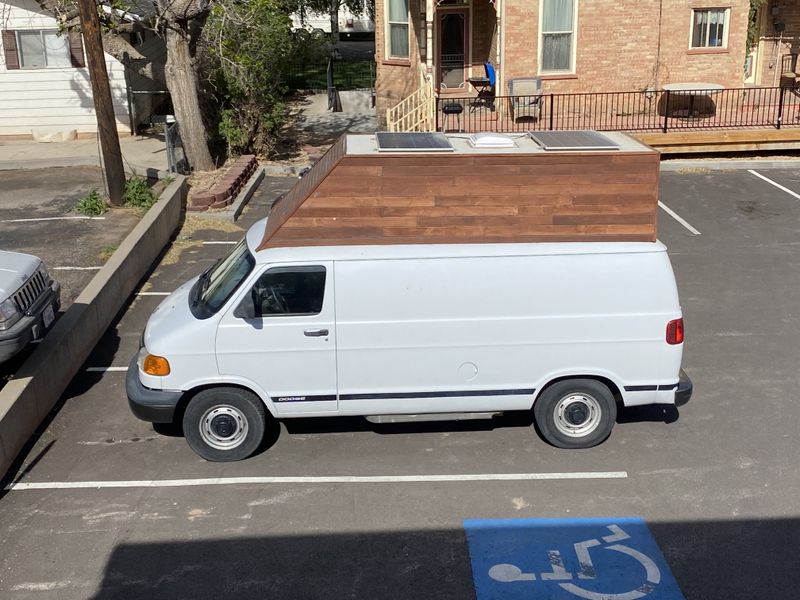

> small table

[{"left": 662, "top": 83, "right": 723, "bottom": 118}]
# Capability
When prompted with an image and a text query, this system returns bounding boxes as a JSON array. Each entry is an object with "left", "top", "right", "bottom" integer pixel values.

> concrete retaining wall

[{"left": 0, "top": 176, "right": 186, "bottom": 480}]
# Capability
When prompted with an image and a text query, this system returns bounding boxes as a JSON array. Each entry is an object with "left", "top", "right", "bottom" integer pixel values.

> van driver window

[{"left": 250, "top": 266, "right": 326, "bottom": 316}]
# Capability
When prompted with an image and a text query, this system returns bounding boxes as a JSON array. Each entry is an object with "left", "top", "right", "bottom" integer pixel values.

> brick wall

[
  {"left": 504, "top": 0, "right": 749, "bottom": 94},
  {"left": 375, "top": 0, "right": 423, "bottom": 125}
]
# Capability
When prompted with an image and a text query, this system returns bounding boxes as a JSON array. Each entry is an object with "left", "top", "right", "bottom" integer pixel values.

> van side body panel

[{"left": 333, "top": 250, "right": 681, "bottom": 415}]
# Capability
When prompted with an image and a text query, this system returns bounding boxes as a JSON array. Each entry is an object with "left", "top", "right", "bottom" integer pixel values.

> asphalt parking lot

[
  {"left": 1, "top": 166, "right": 800, "bottom": 599},
  {"left": 0, "top": 167, "right": 141, "bottom": 308}
]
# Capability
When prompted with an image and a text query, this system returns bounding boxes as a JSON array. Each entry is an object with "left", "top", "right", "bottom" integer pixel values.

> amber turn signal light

[{"left": 143, "top": 354, "right": 171, "bottom": 376}]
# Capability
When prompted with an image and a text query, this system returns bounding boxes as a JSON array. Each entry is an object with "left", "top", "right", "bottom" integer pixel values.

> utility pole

[{"left": 76, "top": 0, "right": 125, "bottom": 206}]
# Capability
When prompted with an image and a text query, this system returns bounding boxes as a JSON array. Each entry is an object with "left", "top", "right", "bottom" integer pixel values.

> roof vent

[{"left": 468, "top": 132, "right": 516, "bottom": 149}]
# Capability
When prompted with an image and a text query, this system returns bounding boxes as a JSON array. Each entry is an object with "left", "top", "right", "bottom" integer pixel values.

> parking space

[
  {"left": 0, "top": 167, "right": 141, "bottom": 308},
  {"left": 2, "top": 168, "right": 800, "bottom": 599}
]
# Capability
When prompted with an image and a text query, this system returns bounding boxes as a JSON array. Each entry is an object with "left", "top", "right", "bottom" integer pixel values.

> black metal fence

[
  {"left": 285, "top": 57, "right": 374, "bottom": 91},
  {"left": 436, "top": 86, "right": 800, "bottom": 134}
]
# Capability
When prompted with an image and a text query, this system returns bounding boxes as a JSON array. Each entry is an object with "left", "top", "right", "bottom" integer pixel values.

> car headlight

[{"left": 0, "top": 298, "right": 20, "bottom": 331}]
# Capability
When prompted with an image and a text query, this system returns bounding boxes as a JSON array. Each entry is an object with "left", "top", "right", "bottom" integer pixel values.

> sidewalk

[{"left": 0, "top": 134, "right": 168, "bottom": 175}]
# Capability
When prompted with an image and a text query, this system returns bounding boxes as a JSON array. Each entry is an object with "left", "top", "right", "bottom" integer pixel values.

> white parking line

[
  {"left": 85, "top": 367, "right": 128, "bottom": 372},
  {"left": 658, "top": 201, "right": 702, "bottom": 235},
  {"left": 5, "top": 471, "right": 628, "bottom": 491},
  {"left": 203, "top": 241, "right": 237, "bottom": 245},
  {"left": 53, "top": 266, "right": 102, "bottom": 271},
  {"left": 137, "top": 292, "right": 171, "bottom": 296},
  {"left": 749, "top": 169, "right": 800, "bottom": 200},
  {"left": 0, "top": 216, "right": 105, "bottom": 223}
]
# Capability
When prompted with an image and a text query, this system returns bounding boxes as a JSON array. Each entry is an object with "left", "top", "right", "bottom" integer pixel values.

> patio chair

[
  {"left": 468, "top": 62, "right": 496, "bottom": 112},
  {"left": 507, "top": 77, "right": 543, "bottom": 122}
]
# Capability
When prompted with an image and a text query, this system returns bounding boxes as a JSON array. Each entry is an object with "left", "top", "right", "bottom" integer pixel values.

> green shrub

[
  {"left": 123, "top": 176, "right": 158, "bottom": 209},
  {"left": 72, "top": 190, "right": 108, "bottom": 216}
]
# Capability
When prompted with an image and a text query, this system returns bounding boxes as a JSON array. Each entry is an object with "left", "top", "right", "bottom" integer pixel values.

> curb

[
  {"left": 0, "top": 176, "right": 186, "bottom": 481},
  {"left": 660, "top": 158, "right": 800, "bottom": 172},
  {"left": 0, "top": 157, "right": 169, "bottom": 179}
]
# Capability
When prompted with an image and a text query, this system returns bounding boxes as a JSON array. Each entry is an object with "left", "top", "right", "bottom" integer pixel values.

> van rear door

[{"left": 216, "top": 262, "right": 337, "bottom": 414}]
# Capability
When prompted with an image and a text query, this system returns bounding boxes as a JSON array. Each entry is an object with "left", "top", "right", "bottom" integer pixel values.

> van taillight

[{"left": 666, "top": 318, "right": 684, "bottom": 345}]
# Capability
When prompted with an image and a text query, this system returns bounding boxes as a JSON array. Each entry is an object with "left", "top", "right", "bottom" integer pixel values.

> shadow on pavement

[{"left": 86, "top": 518, "right": 800, "bottom": 600}]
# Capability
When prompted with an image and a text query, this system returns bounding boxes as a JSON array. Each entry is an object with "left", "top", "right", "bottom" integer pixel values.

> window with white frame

[
  {"left": 386, "top": 0, "right": 409, "bottom": 59},
  {"left": 690, "top": 8, "right": 728, "bottom": 49},
  {"left": 540, "top": 0, "right": 575, "bottom": 72},
  {"left": 17, "top": 30, "right": 72, "bottom": 68}
]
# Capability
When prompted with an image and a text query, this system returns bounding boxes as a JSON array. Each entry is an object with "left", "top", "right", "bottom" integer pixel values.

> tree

[
  {"left": 155, "top": 0, "right": 215, "bottom": 170},
  {"left": 201, "top": 0, "right": 292, "bottom": 156}
]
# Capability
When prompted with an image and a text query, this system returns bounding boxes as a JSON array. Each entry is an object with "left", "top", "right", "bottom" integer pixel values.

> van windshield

[{"left": 190, "top": 239, "right": 254, "bottom": 319}]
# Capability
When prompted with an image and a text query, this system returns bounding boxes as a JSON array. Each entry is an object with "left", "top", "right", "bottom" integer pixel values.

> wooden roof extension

[{"left": 257, "top": 132, "right": 660, "bottom": 251}]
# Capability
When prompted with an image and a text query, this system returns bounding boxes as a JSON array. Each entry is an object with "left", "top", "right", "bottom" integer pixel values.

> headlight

[{"left": 0, "top": 298, "right": 20, "bottom": 331}]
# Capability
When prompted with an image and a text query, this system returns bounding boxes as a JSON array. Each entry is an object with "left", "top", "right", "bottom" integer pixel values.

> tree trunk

[
  {"left": 330, "top": 0, "right": 339, "bottom": 46},
  {"left": 164, "top": 24, "right": 214, "bottom": 171}
]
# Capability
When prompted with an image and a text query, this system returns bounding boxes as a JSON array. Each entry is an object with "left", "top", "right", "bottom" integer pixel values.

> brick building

[{"left": 376, "top": 0, "right": 752, "bottom": 125}]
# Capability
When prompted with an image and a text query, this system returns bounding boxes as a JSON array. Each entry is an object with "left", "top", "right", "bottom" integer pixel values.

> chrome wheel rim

[
  {"left": 199, "top": 405, "right": 249, "bottom": 450},
  {"left": 553, "top": 393, "right": 602, "bottom": 438}
]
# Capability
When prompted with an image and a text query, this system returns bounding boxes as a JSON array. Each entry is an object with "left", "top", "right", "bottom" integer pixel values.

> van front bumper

[
  {"left": 675, "top": 369, "right": 693, "bottom": 407},
  {"left": 126, "top": 355, "right": 182, "bottom": 423}
]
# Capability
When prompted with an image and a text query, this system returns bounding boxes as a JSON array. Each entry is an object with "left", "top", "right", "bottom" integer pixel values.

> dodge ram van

[{"left": 127, "top": 131, "right": 692, "bottom": 461}]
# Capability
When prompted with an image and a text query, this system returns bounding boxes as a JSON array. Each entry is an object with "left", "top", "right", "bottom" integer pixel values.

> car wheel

[
  {"left": 533, "top": 379, "right": 616, "bottom": 449},
  {"left": 183, "top": 387, "right": 266, "bottom": 462}
]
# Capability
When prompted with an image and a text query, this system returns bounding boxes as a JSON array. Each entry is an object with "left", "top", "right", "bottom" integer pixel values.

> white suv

[{"left": 0, "top": 250, "right": 60, "bottom": 363}]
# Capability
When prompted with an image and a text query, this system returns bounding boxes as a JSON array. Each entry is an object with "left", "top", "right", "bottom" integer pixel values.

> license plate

[{"left": 42, "top": 304, "right": 55, "bottom": 329}]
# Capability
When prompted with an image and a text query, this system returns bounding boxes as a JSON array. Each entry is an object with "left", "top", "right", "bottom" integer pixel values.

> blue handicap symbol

[{"left": 464, "top": 516, "right": 684, "bottom": 600}]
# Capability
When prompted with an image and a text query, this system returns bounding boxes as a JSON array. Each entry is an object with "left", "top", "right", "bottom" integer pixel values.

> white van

[{"left": 127, "top": 219, "right": 692, "bottom": 461}]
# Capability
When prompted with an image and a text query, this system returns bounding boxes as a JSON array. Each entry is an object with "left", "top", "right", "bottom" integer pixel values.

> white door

[{"left": 216, "top": 262, "right": 337, "bottom": 415}]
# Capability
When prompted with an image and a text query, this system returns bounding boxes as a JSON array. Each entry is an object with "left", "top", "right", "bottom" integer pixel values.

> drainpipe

[
  {"left": 426, "top": 0, "right": 433, "bottom": 82},
  {"left": 499, "top": 0, "right": 505, "bottom": 96},
  {"left": 654, "top": 0, "right": 663, "bottom": 89}
]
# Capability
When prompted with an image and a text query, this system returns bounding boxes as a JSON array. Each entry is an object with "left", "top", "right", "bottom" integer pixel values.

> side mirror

[{"left": 234, "top": 294, "right": 256, "bottom": 319}]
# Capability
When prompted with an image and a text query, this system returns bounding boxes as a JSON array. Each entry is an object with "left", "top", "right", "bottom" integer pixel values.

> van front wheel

[
  {"left": 533, "top": 379, "right": 616, "bottom": 449},
  {"left": 183, "top": 387, "right": 266, "bottom": 462}
]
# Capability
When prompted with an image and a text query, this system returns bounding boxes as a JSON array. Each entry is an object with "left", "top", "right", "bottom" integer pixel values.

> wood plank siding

[
  {"left": 0, "top": 0, "right": 130, "bottom": 137},
  {"left": 258, "top": 136, "right": 660, "bottom": 250}
]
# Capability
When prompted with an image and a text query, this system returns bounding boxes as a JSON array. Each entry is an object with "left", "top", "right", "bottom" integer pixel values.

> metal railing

[{"left": 435, "top": 86, "right": 800, "bottom": 134}]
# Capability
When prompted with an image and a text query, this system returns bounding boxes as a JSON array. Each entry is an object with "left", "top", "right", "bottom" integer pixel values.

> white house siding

[{"left": 0, "top": 0, "right": 130, "bottom": 137}]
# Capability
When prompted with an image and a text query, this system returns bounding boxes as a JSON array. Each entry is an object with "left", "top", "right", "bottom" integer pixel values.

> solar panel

[
  {"left": 376, "top": 132, "right": 455, "bottom": 152},
  {"left": 529, "top": 131, "right": 619, "bottom": 151}
]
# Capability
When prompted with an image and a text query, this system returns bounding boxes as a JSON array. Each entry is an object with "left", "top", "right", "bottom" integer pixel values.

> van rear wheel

[
  {"left": 183, "top": 387, "right": 266, "bottom": 462},
  {"left": 534, "top": 379, "right": 616, "bottom": 449}
]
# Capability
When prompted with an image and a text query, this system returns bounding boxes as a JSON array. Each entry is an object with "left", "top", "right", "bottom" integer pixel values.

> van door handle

[{"left": 304, "top": 329, "right": 329, "bottom": 337}]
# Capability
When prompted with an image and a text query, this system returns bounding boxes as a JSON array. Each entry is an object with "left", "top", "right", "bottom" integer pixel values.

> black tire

[
  {"left": 533, "top": 379, "right": 617, "bottom": 449},
  {"left": 183, "top": 387, "right": 266, "bottom": 462}
]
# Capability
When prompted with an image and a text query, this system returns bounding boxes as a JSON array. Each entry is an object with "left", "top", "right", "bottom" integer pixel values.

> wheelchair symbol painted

[{"left": 488, "top": 524, "right": 661, "bottom": 600}]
